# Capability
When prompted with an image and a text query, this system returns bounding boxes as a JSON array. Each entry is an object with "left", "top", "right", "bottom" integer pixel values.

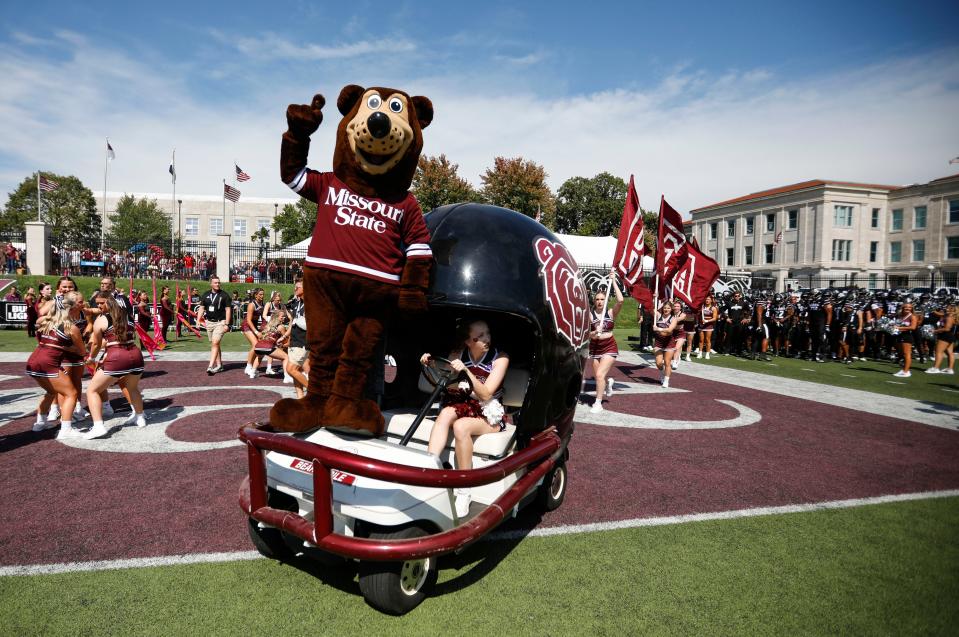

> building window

[
  {"left": 234, "top": 218, "right": 247, "bottom": 237},
  {"left": 950, "top": 200, "right": 959, "bottom": 224},
  {"left": 766, "top": 213, "right": 775, "bottom": 232},
  {"left": 832, "top": 239, "right": 852, "bottom": 261},
  {"left": 912, "top": 239, "right": 925, "bottom": 261},
  {"left": 869, "top": 241, "right": 878, "bottom": 263},
  {"left": 890, "top": 241, "right": 902, "bottom": 263},
  {"left": 184, "top": 217, "right": 199, "bottom": 237},
  {"left": 209, "top": 217, "right": 223, "bottom": 236},
  {"left": 726, "top": 247, "right": 734, "bottom": 266},
  {"left": 914, "top": 206, "right": 927, "bottom": 230},
  {"left": 871, "top": 208, "right": 880, "bottom": 228},
  {"left": 744, "top": 246, "right": 753, "bottom": 265},
  {"left": 726, "top": 219, "right": 735, "bottom": 237},
  {"left": 764, "top": 244, "right": 774, "bottom": 264},
  {"left": 948, "top": 237, "right": 959, "bottom": 259},
  {"left": 833, "top": 205, "right": 853, "bottom": 227},
  {"left": 787, "top": 209, "right": 798, "bottom": 229},
  {"left": 868, "top": 273, "right": 878, "bottom": 289},
  {"left": 709, "top": 222, "right": 718, "bottom": 240},
  {"left": 891, "top": 209, "right": 903, "bottom": 231},
  {"left": 257, "top": 218, "right": 271, "bottom": 232},
  {"left": 745, "top": 217, "right": 754, "bottom": 235}
]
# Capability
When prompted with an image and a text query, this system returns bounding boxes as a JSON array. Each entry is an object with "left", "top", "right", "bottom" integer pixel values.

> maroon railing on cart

[{"left": 239, "top": 426, "right": 560, "bottom": 561}]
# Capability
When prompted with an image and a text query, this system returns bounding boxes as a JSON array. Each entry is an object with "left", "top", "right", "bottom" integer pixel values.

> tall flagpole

[
  {"left": 37, "top": 172, "right": 41, "bottom": 222},
  {"left": 222, "top": 179, "right": 226, "bottom": 234},
  {"left": 171, "top": 149, "right": 176, "bottom": 252},
  {"left": 102, "top": 140, "right": 110, "bottom": 252}
]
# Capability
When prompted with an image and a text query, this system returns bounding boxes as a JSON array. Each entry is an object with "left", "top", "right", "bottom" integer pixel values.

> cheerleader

[
  {"left": 680, "top": 302, "right": 698, "bottom": 362},
  {"left": 653, "top": 300, "right": 680, "bottom": 387},
  {"left": 253, "top": 305, "right": 291, "bottom": 375},
  {"left": 159, "top": 286, "right": 174, "bottom": 341},
  {"left": 260, "top": 290, "right": 286, "bottom": 376},
  {"left": 41, "top": 276, "right": 84, "bottom": 422},
  {"left": 697, "top": 295, "right": 718, "bottom": 359},
  {"left": 419, "top": 319, "right": 509, "bottom": 517},
  {"left": 26, "top": 291, "right": 86, "bottom": 438},
  {"left": 242, "top": 288, "right": 266, "bottom": 378},
  {"left": 893, "top": 302, "right": 919, "bottom": 378},
  {"left": 670, "top": 300, "right": 686, "bottom": 370},
  {"left": 927, "top": 302, "right": 957, "bottom": 374},
  {"left": 588, "top": 275, "right": 623, "bottom": 413},
  {"left": 83, "top": 292, "right": 146, "bottom": 439}
]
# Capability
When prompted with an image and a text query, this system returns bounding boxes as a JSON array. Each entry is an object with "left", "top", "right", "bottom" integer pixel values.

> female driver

[
  {"left": 242, "top": 288, "right": 266, "bottom": 378},
  {"left": 26, "top": 291, "right": 86, "bottom": 438},
  {"left": 697, "top": 295, "right": 718, "bottom": 359},
  {"left": 893, "top": 301, "right": 919, "bottom": 378},
  {"left": 83, "top": 292, "right": 146, "bottom": 439},
  {"left": 653, "top": 300, "right": 680, "bottom": 387},
  {"left": 419, "top": 319, "right": 509, "bottom": 517},
  {"left": 588, "top": 275, "right": 623, "bottom": 413}
]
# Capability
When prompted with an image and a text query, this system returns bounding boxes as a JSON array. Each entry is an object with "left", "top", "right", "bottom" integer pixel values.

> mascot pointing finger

[{"left": 269, "top": 85, "right": 434, "bottom": 434}]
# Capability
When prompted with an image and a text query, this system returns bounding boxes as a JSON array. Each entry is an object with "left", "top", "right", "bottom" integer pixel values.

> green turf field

[{"left": 2, "top": 497, "right": 956, "bottom": 635}]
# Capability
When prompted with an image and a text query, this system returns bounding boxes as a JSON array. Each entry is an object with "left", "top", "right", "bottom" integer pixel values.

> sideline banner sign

[{"left": 1, "top": 301, "right": 28, "bottom": 326}]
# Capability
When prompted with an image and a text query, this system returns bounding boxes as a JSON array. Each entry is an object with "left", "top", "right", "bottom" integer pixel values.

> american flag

[
  {"left": 235, "top": 164, "right": 251, "bottom": 182},
  {"left": 106, "top": 141, "right": 115, "bottom": 161},
  {"left": 774, "top": 230, "right": 783, "bottom": 245},
  {"left": 39, "top": 175, "right": 59, "bottom": 192},
  {"left": 224, "top": 183, "right": 241, "bottom": 202}
]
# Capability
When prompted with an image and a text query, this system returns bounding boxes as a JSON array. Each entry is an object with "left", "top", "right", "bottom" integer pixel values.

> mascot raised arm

[{"left": 269, "top": 85, "right": 434, "bottom": 434}]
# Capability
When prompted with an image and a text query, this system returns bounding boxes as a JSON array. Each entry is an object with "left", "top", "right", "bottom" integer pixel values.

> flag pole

[
  {"left": 171, "top": 149, "right": 176, "bottom": 253},
  {"left": 102, "top": 140, "right": 109, "bottom": 252},
  {"left": 36, "top": 171, "right": 41, "bottom": 222},
  {"left": 222, "top": 179, "right": 226, "bottom": 236}
]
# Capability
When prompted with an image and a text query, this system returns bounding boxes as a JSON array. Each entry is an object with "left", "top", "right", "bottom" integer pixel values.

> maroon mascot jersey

[{"left": 290, "top": 170, "right": 432, "bottom": 284}]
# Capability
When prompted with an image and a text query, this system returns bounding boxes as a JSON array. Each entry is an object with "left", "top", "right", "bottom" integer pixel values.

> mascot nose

[{"left": 367, "top": 111, "right": 391, "bottom": 139}]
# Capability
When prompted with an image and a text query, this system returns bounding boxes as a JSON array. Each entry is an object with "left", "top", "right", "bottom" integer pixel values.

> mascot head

[{"left": 333, "top": 84, "right": 433, "bottom": 202}]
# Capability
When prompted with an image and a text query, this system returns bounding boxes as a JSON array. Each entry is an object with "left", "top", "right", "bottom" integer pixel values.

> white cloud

[
  {"left": 214, "top": 30, "right": 417, "bottom": 61},
  {"left": 1, "top": 30, "right": 957, "bottom": 219}
]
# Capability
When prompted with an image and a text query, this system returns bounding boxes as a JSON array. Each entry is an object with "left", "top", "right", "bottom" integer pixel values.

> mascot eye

[
  {"left": 388, "top": 97, "right": 404, "bottom": 113},
  {"left": 366, "top": 94, "right": 382, "bottom": 110}
]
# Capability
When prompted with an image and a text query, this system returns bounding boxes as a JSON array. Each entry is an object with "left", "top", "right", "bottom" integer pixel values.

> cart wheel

[
  {"left": 358, "top": 523, "right": 438, "bottom": 615},
  {"left": 536, "top": 460, "right": 567, "bottom": 512},
  {"left": 246, "top": 488, "right": 297, "bottom": 560}
]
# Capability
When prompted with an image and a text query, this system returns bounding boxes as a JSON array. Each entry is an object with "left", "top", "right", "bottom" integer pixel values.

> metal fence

[
  {"left": 228, "top": 242, "right": 306, "bottom": 284},
  {"left": 49, "top": 236, "right": 218, "bottom": 281}
]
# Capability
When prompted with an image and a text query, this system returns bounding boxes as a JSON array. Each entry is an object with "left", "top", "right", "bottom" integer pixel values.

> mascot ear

[
  {"left": 411, "top": 96, "right": 434, "bottom": 129},
  {"left": 337, "top": 85, "right": 366, "bottom": 116}
]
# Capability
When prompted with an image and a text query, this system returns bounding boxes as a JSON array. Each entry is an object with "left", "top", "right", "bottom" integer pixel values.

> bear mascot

[{"left": 268, "top": 85, "right": 434, "bottom": 435}]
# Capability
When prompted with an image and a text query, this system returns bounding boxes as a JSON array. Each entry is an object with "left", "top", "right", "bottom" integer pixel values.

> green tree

[
  {"left": 104, "top": 194, "right": 172, "bottom": 248},
  {"left": 411, "top": 154, "right": 480, "bottom": 212},
  {"left": 554, "top": 172, "right": 630, "bottom": 236},
  {"left": 479, "top": 156, "right": 555, "bottom": 220},
  {"left": 272, "top": 197, "right": 317, "bottom": 247},
  {"left": 250, "top": 226, "right": 270, "bottom": 244},
  {"left": 2, "top": 172, "right": 100, "bottom": 245}
]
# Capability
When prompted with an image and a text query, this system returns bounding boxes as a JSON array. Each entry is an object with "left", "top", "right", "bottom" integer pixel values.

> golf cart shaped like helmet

[{"left": 239, "top": 203, "right": 590, "bottom": 614}]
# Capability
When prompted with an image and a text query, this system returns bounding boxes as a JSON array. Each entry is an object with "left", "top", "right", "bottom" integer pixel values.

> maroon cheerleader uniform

[
  {"left": 699, "top": 305, "right": 717, "bottom": 332},
  {"left": 440, "top": 347, "right": 508, "bottom": 430},
  {"left": 241, "top": 301, "right": 264, "bottom": 333},
  {"left": 61, "top": 317, "right": 88, "bottom": 368},
  {"left": 588, "top": 309, "right": 619, "bottom": 359},
  {"left": 101, "top": 316, "right": 144, "bottom": 377},
  {"left": 653, "top": 315, "right": 676, "bottom": 351},
  {"left": 26, "top": 328, "right": 73, "bottom": 378}
]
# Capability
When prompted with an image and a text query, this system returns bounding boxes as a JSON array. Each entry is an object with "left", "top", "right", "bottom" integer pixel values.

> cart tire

[
  {"left": 246, "top": 488, "right": 297, "bottom": 561},
  {"left": 536, "top": 460, "right": 567, "bottom": 512},
  {"left": 357, "top": 523, "right": 438, "bottom": 615}
]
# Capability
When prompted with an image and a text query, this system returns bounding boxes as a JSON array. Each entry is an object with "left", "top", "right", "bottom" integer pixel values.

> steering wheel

[{"left": 420, "top": 355, "right": 473, "bottom": 392}]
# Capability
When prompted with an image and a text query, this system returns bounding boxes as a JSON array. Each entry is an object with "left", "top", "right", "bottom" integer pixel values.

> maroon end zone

[{"left": 1, "top": 360, "right": 957, "bottom": 567}]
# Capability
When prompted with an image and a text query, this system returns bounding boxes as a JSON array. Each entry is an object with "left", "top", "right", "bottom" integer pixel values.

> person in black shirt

[
  {"left": 196, "top": 276, "right": 232, "bottom": 375},
  {"left": 283, "top": 280, "right": 309, "bottom": 397},
  {"left": 725, "top": 291, "right": 749, "bottom": 356}
]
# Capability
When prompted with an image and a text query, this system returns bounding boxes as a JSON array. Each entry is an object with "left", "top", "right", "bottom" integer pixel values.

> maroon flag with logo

[
  {"left": 656, "top": 196, "right": 687, "bottom": 283},
  {"left": 671, "top": 239, "right": 720, "bottom": 310},
  {"left": 612, "top": 175, "right": 645, "bottom": 290}
]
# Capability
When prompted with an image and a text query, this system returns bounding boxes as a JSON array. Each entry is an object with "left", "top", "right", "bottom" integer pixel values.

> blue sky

[{"left": 2, "top": 0, "right": 958, "bottom": 214}]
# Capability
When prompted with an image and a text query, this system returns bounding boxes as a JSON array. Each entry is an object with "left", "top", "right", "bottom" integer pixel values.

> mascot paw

[
  {"left": 322, "top": 396, "right": 384, "bottom": 435},
  {"left": 397, "top": 287, "right": 429, "bottom": 314},
  {"left": 269, "top": 395, "right": 328, "bottom": 433},
  {"left": 286, "top": 93, "right": 326, "bottom": 139}
]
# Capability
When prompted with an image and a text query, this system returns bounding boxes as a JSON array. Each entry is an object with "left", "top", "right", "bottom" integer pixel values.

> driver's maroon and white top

[{"left": 287, "top": 170, "right": 432, "bottom": 284}]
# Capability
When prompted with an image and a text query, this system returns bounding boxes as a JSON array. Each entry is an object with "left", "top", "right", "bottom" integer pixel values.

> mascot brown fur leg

[{"left": 323, "top": 316, "right": 390, "bottom": 435}]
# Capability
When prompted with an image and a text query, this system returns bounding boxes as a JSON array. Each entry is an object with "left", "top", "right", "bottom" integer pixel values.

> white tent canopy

[{"left": 269, "top": 232, "right": 653, "bottom": 271}]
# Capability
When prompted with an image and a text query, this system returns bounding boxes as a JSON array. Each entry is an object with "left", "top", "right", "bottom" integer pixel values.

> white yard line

[
  {"left": 3, "top": 489, "right": 956, "bottom": 577},
  {"left": 619, "top": 352, "right": 958, "bottom": 431}
]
